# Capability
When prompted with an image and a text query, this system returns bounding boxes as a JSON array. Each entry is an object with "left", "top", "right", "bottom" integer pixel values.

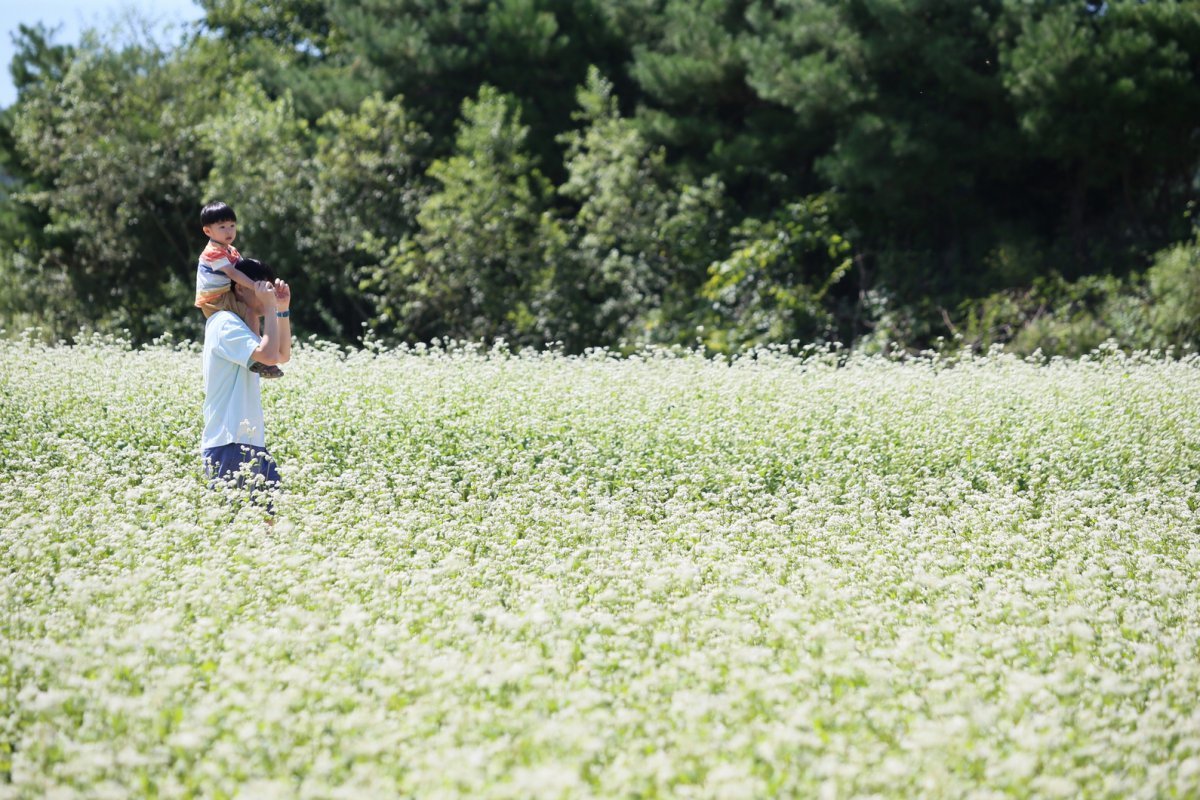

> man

[{"left": 200, "top": 257, "right": 292, "bottom": 514}]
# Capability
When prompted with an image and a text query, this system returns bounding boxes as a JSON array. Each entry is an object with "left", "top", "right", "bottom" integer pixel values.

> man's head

[
  {"left": 237, "top": 257, "right": 276, "bottom": 285},
  {"left": 201, "top": 201, "right": 238, "bottom": 247},
  {"left": 228, "top": 258, "right": 278, "bottom": 323}
]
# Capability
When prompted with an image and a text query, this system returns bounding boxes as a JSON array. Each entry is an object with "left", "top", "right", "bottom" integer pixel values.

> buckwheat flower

[
  {"left": 4, "top": 339, "right": 1200, "bottom": 796},
  {"left": 1031, "top": 775, "right": 1079, "bottom": 798}
]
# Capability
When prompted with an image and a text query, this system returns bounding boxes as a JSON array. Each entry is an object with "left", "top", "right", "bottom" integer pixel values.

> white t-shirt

[{"left": 201, "top": 310, "right": 264, "bottom": 450}]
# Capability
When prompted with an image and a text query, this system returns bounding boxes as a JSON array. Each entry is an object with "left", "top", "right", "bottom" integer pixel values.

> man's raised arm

[
  {"left": 273, "top": 279, "right": 291, "bottom": 365},
  {"left": 250, "top": 281, "right": 284, "bottom": 366}
]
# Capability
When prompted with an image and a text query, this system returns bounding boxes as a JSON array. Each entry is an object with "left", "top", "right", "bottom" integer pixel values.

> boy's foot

[{"left": 250, "top": 362, "right": 284, "bottom": 379}]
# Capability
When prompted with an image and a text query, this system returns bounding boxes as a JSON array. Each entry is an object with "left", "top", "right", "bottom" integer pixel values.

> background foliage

[{"left": 1, "top": 0, "right": 1198, "bottom": 353}]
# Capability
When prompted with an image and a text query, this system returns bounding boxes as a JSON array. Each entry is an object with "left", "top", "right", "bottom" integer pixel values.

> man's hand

[
  {"left": 273, "top": 279, "right": 291, "bottom": 312},
  {"left": 253, "top": 280, "right": 278, "bottom": 310}
]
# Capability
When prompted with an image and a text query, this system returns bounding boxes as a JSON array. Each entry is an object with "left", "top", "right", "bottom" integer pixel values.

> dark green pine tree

[
  {"left": 997, "top": 0, "right": 1200, "bottom": 274},
  {"left": 745, "top": 0, "right": 1024, "bottom": 301},
  {"left": 624, "top": 0, "right": 802, "bottom": 212},
  {"left": 321, "top": 0, "right": 630, "bottom": 175}
]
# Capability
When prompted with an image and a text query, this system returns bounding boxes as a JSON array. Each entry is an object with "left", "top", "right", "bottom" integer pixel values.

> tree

[
  {"left": 747, "top": 1, "right": 1025, "bottom": 300},
  {"left": 8, "top": 23, "right": 76, "bottom": 96},
  {"left": 375, "top": 86, "right": 551, "bottom": 344},
  {"left": 309, "top": 94, "right": 433, "bottom": 329},
  {"left": 547, "top": 67, "right": 727, "bottom": 349},
  {"left": 702, "top": 193, "right": 853, "bottom": 352},
  {"left": 198, "top": 0, "right": 369, "bottom": 120},
  {"left": 3, "top": 0, "right": 1198, "bottom": 352},
  {"left": 626, "top": 0, "right": 799, "bottom": 207},
  {"left": 203, "top": 0, "right": 631, "bottom": 173},
  {"left": 10, "top": 33, "right": 217, "bottom": 340},
  {"left": 998, "top": 0, "right": 1200, "bottom": 269},
  {"left": 326, "top": 0, "right": 627, "bottom": 170}
]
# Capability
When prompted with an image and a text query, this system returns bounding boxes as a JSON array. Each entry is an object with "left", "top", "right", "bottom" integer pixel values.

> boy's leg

[{"left": 249, "top": 362, "right": 284, "bottom": 378}]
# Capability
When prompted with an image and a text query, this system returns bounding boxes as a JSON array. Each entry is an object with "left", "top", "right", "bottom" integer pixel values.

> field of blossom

[{"left": 2, "top": 335, "right": 1199, "bottom": 798}]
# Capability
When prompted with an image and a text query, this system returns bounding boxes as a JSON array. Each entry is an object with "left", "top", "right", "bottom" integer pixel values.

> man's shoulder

[
  {"left": 204, "top": 311, "right": 259, "bottom": 367},
  {"left": 205, "top": 310, "right": 250, "bottom": 337}
]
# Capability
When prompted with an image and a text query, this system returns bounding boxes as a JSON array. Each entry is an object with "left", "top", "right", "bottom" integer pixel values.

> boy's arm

[{"left": 219, "top": 263, "right": 257, "bottom": 292}]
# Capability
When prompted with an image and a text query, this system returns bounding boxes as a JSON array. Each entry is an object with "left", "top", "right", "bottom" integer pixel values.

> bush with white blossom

[{"left": 2, "top": 335, "right": 1199, "bottom": 798}]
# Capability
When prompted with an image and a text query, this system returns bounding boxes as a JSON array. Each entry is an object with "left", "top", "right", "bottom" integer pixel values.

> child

[{"left": 194, "top": 201, "right": 283, "bottom": 378}]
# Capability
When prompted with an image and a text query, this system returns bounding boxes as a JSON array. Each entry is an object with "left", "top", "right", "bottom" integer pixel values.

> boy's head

[{"left": 201, "top": 201, "right": 237, "bottom": 247}]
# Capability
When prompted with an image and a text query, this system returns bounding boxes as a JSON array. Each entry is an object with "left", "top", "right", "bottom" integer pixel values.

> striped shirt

[{"left": 194, "top": 242, "right": 242, "bottom": 307}]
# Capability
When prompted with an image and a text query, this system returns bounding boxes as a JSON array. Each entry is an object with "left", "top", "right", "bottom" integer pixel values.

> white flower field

[{"left": 2, "top": 336, "right": 1199, "bottom": 799}]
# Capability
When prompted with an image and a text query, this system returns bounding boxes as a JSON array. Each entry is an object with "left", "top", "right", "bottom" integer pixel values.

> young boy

[{"left": 194, "top": 201, "right": 283, "bottom": 378}]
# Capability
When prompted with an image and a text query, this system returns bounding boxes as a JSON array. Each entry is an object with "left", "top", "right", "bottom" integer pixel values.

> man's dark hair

[
  {"left": 200, "top": 201, "right": 237, "bottom": 227},
  {"left": 237, "top": 257, "right": 276, "bottom": 283}
]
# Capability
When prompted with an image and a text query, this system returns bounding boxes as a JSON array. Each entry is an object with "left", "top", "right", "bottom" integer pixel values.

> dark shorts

[{"left": 203, "top": 443, "right": 282, "bottom": 513}]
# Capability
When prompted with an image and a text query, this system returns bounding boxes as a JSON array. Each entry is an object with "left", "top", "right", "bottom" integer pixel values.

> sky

[{"left": 0, "top": 0, "right": 205, "bottom": 108}]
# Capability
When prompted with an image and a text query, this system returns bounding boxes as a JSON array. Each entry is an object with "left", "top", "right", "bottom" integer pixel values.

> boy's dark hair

[
  {"left": 237, "top": 257, "right": 276, "bottom": 283},
  {"left": 200, "top": 201, "right": 237, "bottom": 227}
]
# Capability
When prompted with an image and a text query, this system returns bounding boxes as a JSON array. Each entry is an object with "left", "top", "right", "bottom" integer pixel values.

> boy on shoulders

[{"left": 194, "top": 201, "right": 283, "bottom": 378}]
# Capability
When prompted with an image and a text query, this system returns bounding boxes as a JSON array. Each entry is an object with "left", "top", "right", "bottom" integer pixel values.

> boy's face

[{"left": 203, "top": 219, "right": 237, "bottom": 246}]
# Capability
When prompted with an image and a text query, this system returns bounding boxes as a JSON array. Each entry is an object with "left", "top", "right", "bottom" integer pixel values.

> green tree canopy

[
  {"left": 374, "top": 85, "right": 552, "bottom": 343},
  {"left": 1, "top": 0, "right": 1197, "bottom": 355},
  {"left": 999, "top": 0, "right": 1200, "bottom": 266},
  {"left": 11, "top": 33, "right": 214, "bottom": 339},
  {"left": 548, "top": 67, "right": 727, "bottom": 348}
]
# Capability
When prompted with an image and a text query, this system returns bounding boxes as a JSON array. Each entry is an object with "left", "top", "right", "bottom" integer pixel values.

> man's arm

[
  {"left": 249, "top": 281, "right": 284, "bottom": 366},
  {"left": 273, "top": 279, "right": 291, "bottom": 365}
]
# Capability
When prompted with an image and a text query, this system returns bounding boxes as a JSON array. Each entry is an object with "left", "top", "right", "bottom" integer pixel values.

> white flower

[{"left": 2, "top": 339, "right": 1198, "bottom": 797}]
